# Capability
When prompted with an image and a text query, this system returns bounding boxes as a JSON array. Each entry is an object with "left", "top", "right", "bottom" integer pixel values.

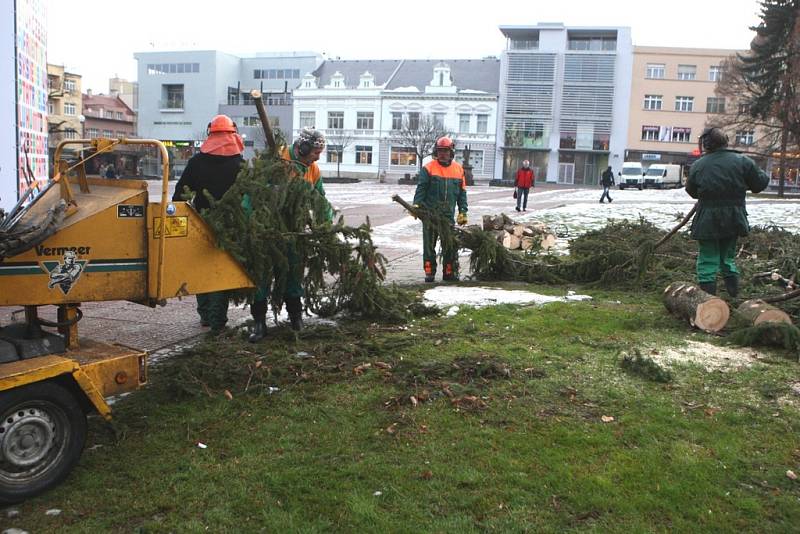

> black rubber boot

[
  {"left": 248, "top": 318, "right": 268, "bottom": 343},
  {"left": 285, "top": 297, "right": 304, "bottom": 332},
  {"left": 699, "top": 281, "right": 717, "bottom": 296},
  {"left": 724, "top": 276, "right": 739, "bottom": 298},
  {"left": 248, "top": 300, "right": 268, "bottom": 343}
]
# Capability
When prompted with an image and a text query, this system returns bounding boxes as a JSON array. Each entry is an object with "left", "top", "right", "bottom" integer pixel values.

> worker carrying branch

[{"left": 412, "top": 136, "right": 468, "bottom": 283}]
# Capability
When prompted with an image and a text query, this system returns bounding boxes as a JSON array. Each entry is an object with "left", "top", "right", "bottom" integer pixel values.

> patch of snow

[
  {"left": 649, "top": 340, "right": 762, "bottom": 372},
  {"left": 423, "top": 286, "right": 591, "bottom": 309},
  {"left": 385, "top": 86, "right": 420, "bottom": 92}
]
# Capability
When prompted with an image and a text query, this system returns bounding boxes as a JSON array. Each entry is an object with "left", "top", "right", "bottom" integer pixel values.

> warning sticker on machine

[
  {"left": 153, "top": 216, "right": 188, "bottom": 238},
  {"left": 118, "top": 204, "right": 145, "bottom": 218}
]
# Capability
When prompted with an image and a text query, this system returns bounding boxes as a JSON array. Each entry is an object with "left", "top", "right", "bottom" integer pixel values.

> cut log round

[
  {"left": 663, "top": 281, "right": 730, "bottom": 333},
  {"left": 502, "top": 232, "right": 521, "bottom": 250},
  {"left": 736, "top": 299, "right": 793, "bottom": 326}
]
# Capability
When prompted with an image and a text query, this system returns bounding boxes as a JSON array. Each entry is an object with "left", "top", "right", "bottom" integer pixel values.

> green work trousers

[
  {"left": 197, "top": 291, "right": 229, "bottom": 331},
  {"left": 696, "top": 237, "right": 738, "bottom": 283},
  {"left": 422, "top": 223, "right": 458, "bottom": 277},
  {"left": 252, "top": 245, "right": 302, "bottom": 317}
]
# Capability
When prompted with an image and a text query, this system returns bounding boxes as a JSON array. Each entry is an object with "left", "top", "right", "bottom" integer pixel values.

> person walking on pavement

[
  {"left": 685, "top": 127, "right": 769, "bottom": 297},
  {"left": 600, "top": 166, "right": 614, "bottom": 203},
  {"left": 413, "top": 136, "right": 468, "bottom": 283},
  {"left": 172, "top": 114, "right": 245, "bottom": 333},
  {"left": 515, "top": 160, "right": 534, "bottom": 212},
  {"left": 248, "top": 127, "right": 333, "bottom": 342}
]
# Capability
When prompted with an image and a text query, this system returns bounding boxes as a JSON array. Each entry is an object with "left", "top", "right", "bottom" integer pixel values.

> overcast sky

[{"left": 45, "top": 0, "right": 763, "bottom": 94}]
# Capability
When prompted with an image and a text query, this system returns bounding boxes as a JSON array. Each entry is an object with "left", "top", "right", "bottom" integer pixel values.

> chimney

[{"left": 86, "top": 88, "right": 92, "bottom": 97}]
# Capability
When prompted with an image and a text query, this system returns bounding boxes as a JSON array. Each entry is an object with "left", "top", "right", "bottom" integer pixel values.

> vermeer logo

[
  {"left": 41, "top": 251, "right": 87, "bottom": 295},
  {"left": 35, "top": 245, "right": 92, "bottom": 256}
]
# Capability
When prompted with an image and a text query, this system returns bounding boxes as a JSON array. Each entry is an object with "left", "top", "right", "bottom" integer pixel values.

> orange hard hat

[
  {"left": 208, "top": 114, "right": 237, "bottom": 134},
  {"left": 435, "top": 136, "right": 455, "bottom": 150}
]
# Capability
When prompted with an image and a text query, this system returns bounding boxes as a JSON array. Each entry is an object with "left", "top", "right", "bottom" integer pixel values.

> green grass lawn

[{"left": 5, "top": 284, "right": 800, "bottom": 532}]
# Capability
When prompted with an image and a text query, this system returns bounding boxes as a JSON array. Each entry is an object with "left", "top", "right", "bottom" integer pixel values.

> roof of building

[
  {"left": 310, "top": 58, "right": 500, "bottom": 94},
  {"left": 82, "top": 93, "right": 134, "bottom": 115}
]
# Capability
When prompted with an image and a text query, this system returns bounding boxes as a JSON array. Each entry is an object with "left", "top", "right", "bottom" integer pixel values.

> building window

[
  {"left": 116, "top": 131, "right": 126, "bottom": 138},
  {"left": 355, "top": 145, "right": 373, "bottom": 164},
  {"left": 242, "top": 116, "right": 261, "bottom": 126},
  {"left": 567, "top": 36, "right": 616, "bottom": 51},
  {"left": 646, "top": 63, "right": 665, "bottom": 79},
  {"left": 643, "top": 95, "right": 662, "bottom": 110},
  {"left": 641, "top": 125, "right": 659, "bottom": 141},
  {"left": 327, "top": 111, "right": 344, "bottom": 130},
  {"left": 356, "top": 112, "right": 374, "bottom": 130},
  {"left": 433, "top": 113, "right": 445, "bottom": 129},
  {"left": 64, "top": 129, "right": 77, "bottom": 139},
  {"left": 326, "top": 144, "right": 343, "bottom": 163},
  {"left": 64, "top": 79, "right": 76, "bottom": 93},
  {"left": 709, "top": 65, "right": 722, "bottom": 82},
  {"left": 477, "top": 114, "right": 488, "bottom": 134},
  {"left": 510, "top": 39, "right": 538, "bottom": 50},
  {"left": 677, "top": 65, "right": 697, "bottom": 80},
  {"left": 391, "top": 112, "right": 403, "bottom": 130},
  {"left": 675, "top": 96, "right": 694, "bottom": 112},
  {"left": 672, "top": 127, "right": 691, "bottom": 143},
  {"left": 299, "top": 111, "right": 315, "bottom": 128},
  {"left": 706, "top": 97, "right": 726, "bottom": 114},
  {"left": 227, "top": 87, "right": 239, "bottom": 105},
  {"left": 116, "top": 111, "right": 123, "bottom": 120},
  {"left": 735, "top": 130, "right": 755, "bottom": 145},
  {"left": 103, "top": 129, "right": 113, "bottom": 137},
  {"left": 86, "top": 128, "right": 98, "bottom": 138},
  {"left": 407, "top": 112, "right": 420, "bottom": 130},
  {"left": 47, "top": 101, "right": 54, "bottom": 114},
  {"left": 163, "top": 84, "right": 184, "bottom": 109},
  {"left": 455, "top": 149, "right": 483, "bottom": 171},
  {"left": 738, "top": 102, "right": 751, "bottom": 114},
  {"left": 390, "top": 147, "right": 417, "bottom": 166},
  {"left": 64, "top": 102, "right": 76, "bottom": 115},
  {"left": 459, "top": 114, "right": 470, "bottom": 133},
  {"left": 105, "top": 110, "right": 114, "bottom": 119},
  {"left": 148, "top": 63, "right": 198, "bottom": 75}
]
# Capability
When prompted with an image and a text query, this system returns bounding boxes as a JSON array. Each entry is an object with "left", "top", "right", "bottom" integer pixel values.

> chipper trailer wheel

[{"left": 0, "top": 381, "right": 87, "bottom": 503}]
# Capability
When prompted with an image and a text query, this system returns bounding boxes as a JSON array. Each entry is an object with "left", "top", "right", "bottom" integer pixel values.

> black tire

[
  {"left": 638, "top": 185, "right": 643, "bottom": 190},
  {"left": 619, "top": 185, "right": 625, "bottom": 190},
  {"left": 0, "top": 381, "right": 87, "bottom": 503}
]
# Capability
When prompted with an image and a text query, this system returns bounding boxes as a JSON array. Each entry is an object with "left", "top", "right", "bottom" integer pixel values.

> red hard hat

[
  {"left": 435, "top": 136, "right": 455, "bottom": 150},
  {"left": 208, "top": 114, "right": 237, "bottom": 134}
]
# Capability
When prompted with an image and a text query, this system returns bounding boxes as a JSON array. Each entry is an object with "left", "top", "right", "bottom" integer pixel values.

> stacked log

[
  {"left": 737, "top": 299, "right": 793, "bottom": 326},
  {"left": 663, "top": 281, "right": 730, "bottom": 333},
  {"left": 482, "top": 214, "right": 556, "bottom": 252}
]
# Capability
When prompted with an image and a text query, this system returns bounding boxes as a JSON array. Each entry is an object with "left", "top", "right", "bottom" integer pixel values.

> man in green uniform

[
  {"left": 685, "top": 127, "right": 770, "bottom": 296},
  {"left": 413, "top": 136, "right": 468, "bottom": 283}
]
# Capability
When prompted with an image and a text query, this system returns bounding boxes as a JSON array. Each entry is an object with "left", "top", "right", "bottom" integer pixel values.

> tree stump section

[
  {"left": 737, "top": 299, "right": 793, "bottom": 326},
  {"left": 663, "top": 281, "right": 730, "bottom": 333}
]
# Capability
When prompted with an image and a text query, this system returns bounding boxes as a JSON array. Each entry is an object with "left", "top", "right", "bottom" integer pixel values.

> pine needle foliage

[
  {"left": 728, "top": 322, "right": 800, "bottom": 358},
  {"left": 201, "top": 147, "right": 418, "bottom": 323},
  {"left": 620, "top": 349, "right": 674, "bottom": 383}
]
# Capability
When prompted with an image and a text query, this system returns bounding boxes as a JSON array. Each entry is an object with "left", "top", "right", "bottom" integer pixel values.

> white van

[
  {"left": 644, "top": 164, "right": 683, "bottom": 189},
  {"left": 618, "top": 162, "right": 645, "bottom": 190}
]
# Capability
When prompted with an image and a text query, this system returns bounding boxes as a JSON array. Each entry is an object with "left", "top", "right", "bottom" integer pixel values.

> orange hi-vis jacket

[
  {"left": 413, "top": 159, "right": 468, "bottom": 224},
  {"left": 280, "top": 145, "right": 332, "bottom": 221}
]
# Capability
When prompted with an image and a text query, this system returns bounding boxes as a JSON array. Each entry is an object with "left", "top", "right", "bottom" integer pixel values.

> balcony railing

[{"left": 159, "top": 100, "right": 184, "bottom": 112}]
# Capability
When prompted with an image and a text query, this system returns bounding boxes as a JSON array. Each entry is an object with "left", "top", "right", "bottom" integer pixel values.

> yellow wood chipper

[{"left": 0, "top": 139, "right": 253, "bottom": 502}]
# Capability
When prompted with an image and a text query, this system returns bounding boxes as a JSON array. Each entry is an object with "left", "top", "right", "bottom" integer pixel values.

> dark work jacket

[
  {"left": 601, "top": 169, "right": 615, "bottom": 187},
  {"left": 172, "top": 152, "right": 244, "bottom": 211},
  {"left": 685, "top": 149, "right": 770, "bottom": 240}
]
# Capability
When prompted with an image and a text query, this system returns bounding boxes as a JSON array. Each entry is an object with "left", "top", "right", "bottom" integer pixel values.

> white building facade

[
  {"left": 495, "top": 23, "right": 633, "bottom": 185},
  {"left": 293, "top": 59, "right": 500, "bottom": 181}
]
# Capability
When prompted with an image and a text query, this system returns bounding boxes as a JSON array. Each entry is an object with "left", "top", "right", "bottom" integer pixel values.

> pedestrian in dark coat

[
  {"left": 172, "top": 114, "right": 244, "bottom": 332},
  {"left": 685, "top": 127, "right": 770, "bottom": 297},
  {"left": 515, "top": 160, "right": 534, "bottom": 211},
  {"left": 600, "top": 166, "right": 614, "bottom": 203}
]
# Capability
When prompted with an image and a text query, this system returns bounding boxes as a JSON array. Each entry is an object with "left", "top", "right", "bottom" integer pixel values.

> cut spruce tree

[{"left": 663, "top": 281, "right": 730, "bottom": 333}]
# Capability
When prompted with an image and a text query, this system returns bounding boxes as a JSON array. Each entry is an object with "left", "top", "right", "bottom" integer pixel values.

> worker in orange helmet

[
  {"left": 412, "top": 136, "right": 468, "bottom": 283},
  {"left": 173, "top": 114, "right": 244, "bottom": 333}
]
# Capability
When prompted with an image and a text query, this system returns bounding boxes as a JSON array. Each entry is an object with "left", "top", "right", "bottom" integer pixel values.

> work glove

[{"left": 456, "top": 212, "right": 468, "bottom": 226}]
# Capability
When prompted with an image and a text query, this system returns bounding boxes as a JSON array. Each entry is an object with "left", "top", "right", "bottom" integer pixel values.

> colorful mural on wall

[{"left": 15, "top": 0, "right": 49, "bottom": 201}]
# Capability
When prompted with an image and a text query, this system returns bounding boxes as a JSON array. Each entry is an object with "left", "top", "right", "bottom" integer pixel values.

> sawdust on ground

[{"left": 649, "top": 340, "right": 763, "bottom": 372}]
